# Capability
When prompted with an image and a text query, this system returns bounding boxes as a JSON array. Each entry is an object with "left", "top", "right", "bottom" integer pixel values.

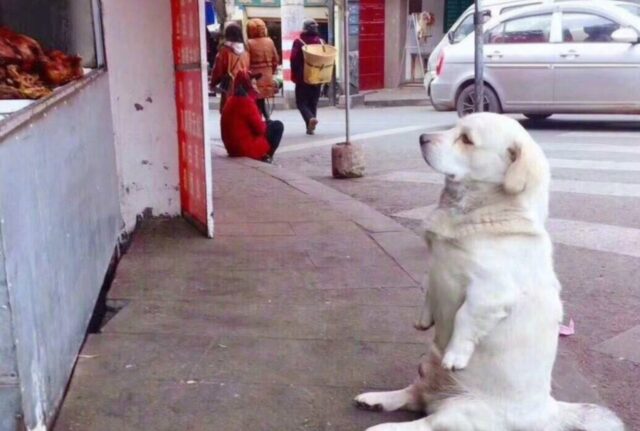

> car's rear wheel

[
  {"left": 524, "top": 113, "right": 552, "bottom": 121},
  {"left": 456, "top": 84, "right": 501, "bottom": 117}
]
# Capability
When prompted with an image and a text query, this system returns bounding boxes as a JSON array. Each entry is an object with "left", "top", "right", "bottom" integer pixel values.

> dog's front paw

[
  {"left": 442, "top": 342, "right": 474, "bottom": 371},
  {"left": 354, "top": 392, "right": 386, "bottom": 412}
]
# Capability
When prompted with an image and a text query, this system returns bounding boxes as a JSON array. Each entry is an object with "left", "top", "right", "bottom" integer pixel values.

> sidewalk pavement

[
  {"left": 55, "top": 154, "right": 607, "bottom": 431},
  {"left": 210, "top": 85, "right": 429, "bottom": 111},
  {"left": 363, "top": 85, "right": 429, "bottom": 108}
]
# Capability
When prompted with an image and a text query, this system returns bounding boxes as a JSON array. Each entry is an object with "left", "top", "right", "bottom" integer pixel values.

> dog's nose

[{"left": 419, "top": 134, "right": 431, "bottom": 147}]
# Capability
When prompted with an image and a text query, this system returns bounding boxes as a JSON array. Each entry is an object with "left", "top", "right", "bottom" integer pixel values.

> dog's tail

[{"left": 554, "top": 401, "right": 625, "bottom": 431}]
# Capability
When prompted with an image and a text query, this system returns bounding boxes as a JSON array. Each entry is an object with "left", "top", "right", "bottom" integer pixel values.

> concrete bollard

[{"left": 332, "top": 142, "right": 365, "bottom": 178}]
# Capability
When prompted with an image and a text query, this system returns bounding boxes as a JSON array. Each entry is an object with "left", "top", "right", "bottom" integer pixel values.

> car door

[
  {"left": 483, "top": 13, "right": 556, "bottom": 111},
  {"left": 554, "top": 12, "right": 640, "bottom": 110}
]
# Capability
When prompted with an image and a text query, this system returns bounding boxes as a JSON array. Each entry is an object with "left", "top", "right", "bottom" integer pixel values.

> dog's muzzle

[{"left": 419, "top": 134, "right": 432, "bottom": 148}]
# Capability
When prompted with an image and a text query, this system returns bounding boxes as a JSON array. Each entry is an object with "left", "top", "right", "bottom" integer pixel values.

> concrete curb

[{"left": 364, "top": 98, "right": 430, "bottom": 108}]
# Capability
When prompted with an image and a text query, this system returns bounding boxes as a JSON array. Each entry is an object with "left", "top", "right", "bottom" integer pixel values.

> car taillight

[{"left": 436, "top": 53, "right": 445, "bottom": 76}]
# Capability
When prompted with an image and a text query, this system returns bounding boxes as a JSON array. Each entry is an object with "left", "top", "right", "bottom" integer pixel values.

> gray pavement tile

[
  {"left": 593, "top": 325, "right": 640, "bottom": 364},
  {"left": 215, "top": 222, "right": 296, "bottom": 237},
  {"left": 71, "top": 333, "right": 211, "bottom": 381},
  {"left": 290, "top": 221, "right": 365, "bottom": 236},
  {"left": 549, "top": 192, "right": 640, "bottom": 231},
  {"left": 71, "top": 333, "right": 425, "bottom": 390},
  {"left": 370, "top": 231, "right": 429, "bottom": 284},
  {"left": 554, "top": 244, "right": 640, "bottom": 344},
  {"left": 102, "top": 300, "right": 424, "bottom": 344},
  {"left": 109, "top": 268, "right": 419, "bottom": 302},
  {"left": 304, "top": 237, "right": 395, "bottom": 269},
  {"left": 286, "top": 178, "right": 358, "bottom": 202},
  {"left": 109, "top": 271, "right": 421, "bottom": 304},
  {"left": 552, "top": 346, "right": 603, "bottom": 404},
  {"left": 215, "top": 201, "right": 346, "bottom": 223},
  {"left": 328, "top": 199, "right": 406, "bottom": 233},
  {"left": 576, "top": 349, "right": 640, "bottom": 431},
  {"left": 190, "top": 337, "right": 425, "bottom": 389},
  {"left": 115, "top": 247, "right": 315, "bottom": 277},
  {"left": 56, "top": 379, "right": 421, "bottom": 431}
]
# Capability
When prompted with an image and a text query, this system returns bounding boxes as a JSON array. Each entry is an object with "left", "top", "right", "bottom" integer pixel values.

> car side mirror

[
  {"left": 611, "top": 27, "right": 639, "bottom": 43},
  {"left": 448, "top": 32, "right": 454, "bottom": 43}
]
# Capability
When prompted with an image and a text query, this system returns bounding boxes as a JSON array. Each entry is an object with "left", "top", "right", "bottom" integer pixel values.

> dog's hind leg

[
  {"left": 364, "top": 402, "right": 494, "bottom": 431},
  {"left": 422, "top": 398, "right": 498, "bottom": 431},
  {"left": 355, "top": 382, "right": 425, "bottom": 413}
]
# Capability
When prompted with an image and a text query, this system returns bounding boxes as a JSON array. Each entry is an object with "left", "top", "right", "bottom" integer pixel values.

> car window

[
  {"left": 486, "top": 14, "right": 552, "bottom": 44},
  {"left": 450, "top": 11, "right": 492, "bottom": 44},
  {"left": 451, "top": 14, "right": 476, "bottom": 43},
  {"left": 562, "top": 13, "right": 621, "bottom": 42}
]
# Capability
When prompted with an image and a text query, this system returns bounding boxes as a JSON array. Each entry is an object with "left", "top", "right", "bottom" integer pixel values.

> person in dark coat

[
  {"left": 221, "top": 70, "right": 284, "bottom": 163},
  {"left": 290, "top": 19, "right": 323, "bottom": 135}
]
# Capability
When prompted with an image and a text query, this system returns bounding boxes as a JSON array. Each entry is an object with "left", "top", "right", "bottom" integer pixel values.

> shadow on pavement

[{"left": 520, "top": 117, "right": 640, "bottom": 132}]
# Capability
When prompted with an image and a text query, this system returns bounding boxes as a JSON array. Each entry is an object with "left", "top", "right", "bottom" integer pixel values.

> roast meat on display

[{"left": 0, "top": 27, "right": 83, "bottom": 100}]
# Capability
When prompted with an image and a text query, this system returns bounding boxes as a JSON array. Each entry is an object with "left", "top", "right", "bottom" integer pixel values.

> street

[{"left": 216, "top": 105, "right": 640, "bottom": 428}]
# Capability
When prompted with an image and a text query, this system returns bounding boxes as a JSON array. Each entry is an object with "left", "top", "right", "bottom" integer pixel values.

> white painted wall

[
  {"left": 0, "top": 72, "right": 121, "bottom": 431},
  {"left": 102, "top": 0, "right": 180, "bottom": 232}
]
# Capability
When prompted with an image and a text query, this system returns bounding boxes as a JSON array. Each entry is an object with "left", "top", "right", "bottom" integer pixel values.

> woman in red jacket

[{"left": 221, "top": 70, "right": 284, "bottom": 163}]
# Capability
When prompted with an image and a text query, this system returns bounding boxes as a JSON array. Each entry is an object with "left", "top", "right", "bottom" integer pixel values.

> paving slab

[
  {"left": 370, "top": 231, "right": 429, "bottom": 284},
  {"left": 56, "top": 378, "right": 421, "bottom": 431},
  {"left": 102, "top": 300, "right": 424, "bottom": 344},
  {"left": 593, "top": 325, "right": 640, "bottom": 364}
]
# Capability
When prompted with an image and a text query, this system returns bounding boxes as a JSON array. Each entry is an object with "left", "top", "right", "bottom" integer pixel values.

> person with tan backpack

[
  {"left": 210, "top": 22, "right": 250, "bottom": 112},
  {"left": 290, "top": 19, "right": 324, "bottom": 135}
]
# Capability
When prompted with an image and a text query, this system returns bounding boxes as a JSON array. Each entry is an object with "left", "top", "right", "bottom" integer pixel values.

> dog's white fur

[{"left": 355, "top": 113, "right": 624, "bottom": 431}]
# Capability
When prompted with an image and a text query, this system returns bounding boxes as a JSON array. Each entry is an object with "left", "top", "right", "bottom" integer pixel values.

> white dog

[{"left": 355, "top": 113, "right": 624, "bottom": 431}]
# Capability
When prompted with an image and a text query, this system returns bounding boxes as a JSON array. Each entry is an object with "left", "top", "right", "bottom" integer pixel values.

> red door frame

[{"left": 171, "top": 0, "right": 214, "bottom": 237}]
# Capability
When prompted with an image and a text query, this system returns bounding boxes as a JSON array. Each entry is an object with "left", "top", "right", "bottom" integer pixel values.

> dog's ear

[{"left": 503, "top": 135, "right": 546, "bottom": 195}]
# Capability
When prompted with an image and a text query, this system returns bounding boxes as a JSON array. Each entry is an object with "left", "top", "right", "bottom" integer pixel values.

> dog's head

[{"left": 420, "top": 113, "right": 549, "bottom": 196}]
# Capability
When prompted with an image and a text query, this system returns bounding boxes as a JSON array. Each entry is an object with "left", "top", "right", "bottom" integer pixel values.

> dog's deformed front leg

[
  {"left": 442, "top": 281, "right": 515, "bottom": 371},
  {"left": 414, "top": 275, "right": 434, "bottom": 331}
]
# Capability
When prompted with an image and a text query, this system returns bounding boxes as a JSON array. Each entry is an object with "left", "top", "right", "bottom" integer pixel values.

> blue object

[{"left": 205, "top": 1, "right": 215, "bottom": 26}]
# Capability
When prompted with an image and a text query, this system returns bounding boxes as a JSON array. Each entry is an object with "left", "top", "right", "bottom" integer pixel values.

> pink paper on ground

[{"left": 559, "top": 319, "right": 575, "bottom": 336}]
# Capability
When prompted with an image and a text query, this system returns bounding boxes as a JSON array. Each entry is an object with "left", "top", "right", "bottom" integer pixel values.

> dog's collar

[{"left": 424, "top": 206, "right": 544, "bottom": 241}]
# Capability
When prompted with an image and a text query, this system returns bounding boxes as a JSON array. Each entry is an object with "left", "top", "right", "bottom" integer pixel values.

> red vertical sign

[
  {"left": 172, "top": 0, "right": 214, "bottom": 236},
  {"left": 359, "top": 0, "right": 385, "bottom": 90}
]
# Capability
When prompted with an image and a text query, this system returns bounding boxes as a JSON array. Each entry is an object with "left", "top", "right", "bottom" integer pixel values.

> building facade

[{"left": 230, "top": 0, "right": 471, "bottom": 91}]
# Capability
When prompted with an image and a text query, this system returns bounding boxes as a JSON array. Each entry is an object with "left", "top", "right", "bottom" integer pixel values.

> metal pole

[
  {"left": 344, "top": 5, "right": 351, "bottom": 143},
  {"left": 329, "top": 0, "right": 337, "bottom": 106},
  {"left": 474, "top": 0, "right": 484, "bottom": 113}
]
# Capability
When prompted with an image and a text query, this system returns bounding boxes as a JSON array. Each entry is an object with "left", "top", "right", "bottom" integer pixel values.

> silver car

[
  {"left": 424, "top": 0, "right": 549, "bottom": 93},
  {"left": 430, "top": 1, "right": 640, "bottom": 118}
]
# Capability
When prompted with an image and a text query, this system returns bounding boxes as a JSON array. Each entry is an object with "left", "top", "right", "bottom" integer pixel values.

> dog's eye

[{"left": 460, "top": 134, "right": 474, "bottom": 146}]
